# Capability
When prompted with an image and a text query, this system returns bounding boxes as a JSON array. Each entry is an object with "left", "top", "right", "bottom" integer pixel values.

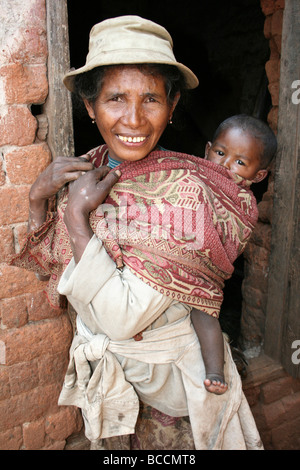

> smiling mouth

[{"left": 117, "top": 135, "right": 147, "bottom": 143}]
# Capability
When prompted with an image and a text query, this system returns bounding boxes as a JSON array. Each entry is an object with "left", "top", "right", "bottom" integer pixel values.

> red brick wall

[
  {"left": 241, "top": 0, "right": 300, "bottom": 451},
  {"left": 240, "top": 0, "right": 284, "bottom": 351},
  {"left": 243, "top": 355, "right": 300, "bottom": 450},
  {"left": 0, "top": 0, "right": 81, "bottom": 450}
]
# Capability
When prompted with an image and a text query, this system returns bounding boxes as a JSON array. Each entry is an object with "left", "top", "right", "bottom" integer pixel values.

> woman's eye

[
  {"left": 110, "top": 95, "right": 123, "bottom": 102},
  {"left": 145, "top": 96, "right": 157, "bottom": 103},
  {"left": 216, "top": 150, "right": 224, "bottom": 156}
]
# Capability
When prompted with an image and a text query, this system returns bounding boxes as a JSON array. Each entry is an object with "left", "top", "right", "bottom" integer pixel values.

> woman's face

[{"left": 84, "top": 66, "right": 179, "bottom": 163}]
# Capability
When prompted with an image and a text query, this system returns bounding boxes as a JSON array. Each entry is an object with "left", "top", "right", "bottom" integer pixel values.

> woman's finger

[
  {"left": 94, "top": 170, "right": 121, "bottom": 212},
  {"left": 92, "top": 165, "right": 112, "bottom": 180},
  {"left": 96, "top": 169, "right": 121, "bottom": 191}
]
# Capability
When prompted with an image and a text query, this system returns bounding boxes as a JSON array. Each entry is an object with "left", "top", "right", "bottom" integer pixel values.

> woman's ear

[
  {"left": 204, "top": 142, "right": 212, "bottom": 159},
  {"left": 252, "top": 168, "right": 268, "bottom": 183},
  {"left": 83, "top": 99, "right": 96, "bottom": 121},
  {"left": 169, "top": 92, "right": 181, "bottom": 117}
]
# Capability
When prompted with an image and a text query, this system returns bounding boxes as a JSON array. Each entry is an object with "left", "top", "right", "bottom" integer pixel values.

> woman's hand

[
  {"left": 64, "top": 166, "right": 121, "bottom": 263},
  {"left": 28, "top": 155, "right": 94, "bottom": 231},
  {"left": 66, "top": 166, "right": 121, "bottom": 217},
  {"left": 29, "top": 155, "right": 94, "bottom": 203}
]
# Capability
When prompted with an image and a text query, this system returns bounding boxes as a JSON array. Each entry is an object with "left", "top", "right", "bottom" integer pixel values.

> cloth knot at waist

[{"left": 79, "top": 333, "right": 109, "bottom": 363}]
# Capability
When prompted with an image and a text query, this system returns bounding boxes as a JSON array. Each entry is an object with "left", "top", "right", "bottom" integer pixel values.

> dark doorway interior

[{"left": 67, "top": 0, "right": 271, "bottom": 345}]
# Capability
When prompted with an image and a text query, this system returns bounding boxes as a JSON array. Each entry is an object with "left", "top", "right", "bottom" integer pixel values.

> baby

[{"left": 191, "top": 114, "right": 277, "bottom": 394}]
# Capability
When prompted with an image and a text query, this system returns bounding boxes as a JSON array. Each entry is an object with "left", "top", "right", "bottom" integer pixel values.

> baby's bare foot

[{"left": 204, "top": 374, "right": 228, "bottom": 395}]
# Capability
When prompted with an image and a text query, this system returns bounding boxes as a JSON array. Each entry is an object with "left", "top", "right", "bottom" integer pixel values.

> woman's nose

[{"left": 123, "top": 102, "right": 145, "bottom": 128}]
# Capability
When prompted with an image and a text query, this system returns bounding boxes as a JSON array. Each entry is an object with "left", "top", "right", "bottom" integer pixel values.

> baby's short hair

[{"left": 212, "top": 114, "right": 277, "bottom": 169}]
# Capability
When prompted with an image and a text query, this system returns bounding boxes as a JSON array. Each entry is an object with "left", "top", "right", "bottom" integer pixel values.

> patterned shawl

[{"left": 10, "top": 146, "right": 258, "bottom": 317}]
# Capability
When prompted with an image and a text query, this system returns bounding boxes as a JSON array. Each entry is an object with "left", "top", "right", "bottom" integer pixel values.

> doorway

[{"left": 67, "top": 0, "right": 271, "bottom": 345}]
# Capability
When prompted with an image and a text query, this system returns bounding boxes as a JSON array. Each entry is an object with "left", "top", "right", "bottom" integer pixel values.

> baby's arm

[{"left": 191, "top": 308, "right": 228, "bottom": 394}]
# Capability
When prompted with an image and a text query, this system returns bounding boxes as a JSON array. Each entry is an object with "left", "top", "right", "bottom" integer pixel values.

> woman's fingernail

[{"left": 114, "top": 169, "right": 121, "bottom": 177}]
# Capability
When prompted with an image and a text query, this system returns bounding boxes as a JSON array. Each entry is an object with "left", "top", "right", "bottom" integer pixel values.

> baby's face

[{"left": 205, "top": 128, "right": 268, "bottom": 182}]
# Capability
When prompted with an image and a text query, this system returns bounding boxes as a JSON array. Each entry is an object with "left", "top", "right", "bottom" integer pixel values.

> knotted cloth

[
  {"left": 59, "top": 330, "right": 140, "bottom": 440},
  {"left": 58, "top": 313, "right": 263, "bottom": 449}
]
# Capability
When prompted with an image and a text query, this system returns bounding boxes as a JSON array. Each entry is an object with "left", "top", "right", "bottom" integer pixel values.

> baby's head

[{"left": 205, "top": 114, "right": 277, "bottom": 182}]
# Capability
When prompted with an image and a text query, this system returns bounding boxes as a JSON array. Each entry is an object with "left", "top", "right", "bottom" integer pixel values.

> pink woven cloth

[{"left": 10, "top": 147, "right": 258, "bottom": 316}]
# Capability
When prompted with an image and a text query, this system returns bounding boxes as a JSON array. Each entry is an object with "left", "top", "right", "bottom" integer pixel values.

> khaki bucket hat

[{"left": 63, "top": 15, "right": 199, "bottom": 91}]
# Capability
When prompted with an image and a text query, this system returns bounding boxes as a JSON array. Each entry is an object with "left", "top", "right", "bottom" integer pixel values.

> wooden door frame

[
  {"left": 44, "top": 0, "right": 74, "bottom": 157},
  {"left": 264, "top": 0, "right": 300, "bottom": 378}
]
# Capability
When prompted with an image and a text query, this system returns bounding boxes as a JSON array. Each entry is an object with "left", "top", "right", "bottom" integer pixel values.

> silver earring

[
  {"left": 92, "top": 119, "right": 96, "bottom": 124},
  {"left": 169, "top": 119, "right": 173, "bottom": 125}
]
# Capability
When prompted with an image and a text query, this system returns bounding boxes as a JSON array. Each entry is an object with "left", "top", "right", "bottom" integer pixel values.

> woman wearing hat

[{"left": 11, "top": 16, "right": 263, "bottom": 450}]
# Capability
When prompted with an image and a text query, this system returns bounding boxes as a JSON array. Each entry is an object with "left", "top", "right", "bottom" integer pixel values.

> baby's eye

[
  {"left": 236, "top": 159, "right": 245, "bottom": 166},
  {"left": 216, "top": 150, "right": 224, "bottom": 156}
]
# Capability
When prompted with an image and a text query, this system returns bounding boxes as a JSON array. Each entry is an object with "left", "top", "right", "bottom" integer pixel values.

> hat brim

[{"left": 63, "top": 52, "right": 199, "bottom": 92}]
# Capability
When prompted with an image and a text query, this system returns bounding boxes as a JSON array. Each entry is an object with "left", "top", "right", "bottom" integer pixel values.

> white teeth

[{"left": 118, "top": 135, "right": 146, "bottom": 143}]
